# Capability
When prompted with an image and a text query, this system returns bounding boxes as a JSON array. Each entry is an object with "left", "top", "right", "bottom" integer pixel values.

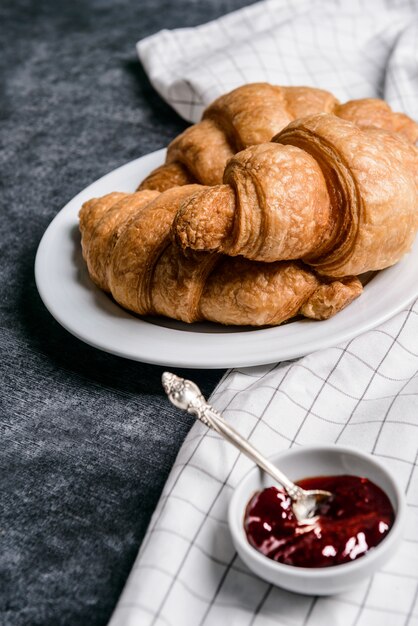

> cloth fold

[
  {"left": 137, "top": 0, "right": 418, "bottom": 123},
  {"left": 110, "top": 1, "right": 418, "bottom": 624}
]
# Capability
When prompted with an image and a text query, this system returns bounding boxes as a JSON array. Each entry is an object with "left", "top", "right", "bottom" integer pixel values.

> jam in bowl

[
  {"left": 244, "top": 475, "right": 394, "bottom": 568},
  {"left": 228, "top": 445, "right": 405, "bottom": 595}
]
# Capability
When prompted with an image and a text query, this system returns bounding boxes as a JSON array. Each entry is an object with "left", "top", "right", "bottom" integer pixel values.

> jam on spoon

[{"left": 244, "top": 475, "right": 395, "bottom": 568}]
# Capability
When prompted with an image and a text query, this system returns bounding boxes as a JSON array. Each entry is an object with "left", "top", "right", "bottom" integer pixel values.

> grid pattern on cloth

[
  {"left": 109, "top": 1, "right": 418, "bottom": 624},
  {"left": 110, "top": 301, "right": 418, "bottom": 625},
  {"left": 137, "top": 0, "right": 418, "bottom": 123}
]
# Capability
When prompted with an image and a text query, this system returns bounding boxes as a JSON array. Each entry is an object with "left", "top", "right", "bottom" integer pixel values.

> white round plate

[{"left": 35, "top": 149, "right": 418, "bottom": 369}]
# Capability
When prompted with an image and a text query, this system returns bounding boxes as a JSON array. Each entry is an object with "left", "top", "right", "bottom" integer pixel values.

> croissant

[
  {"left": 138, "top": 83, "right": 418, "bottom": 192},
  {"left": 174, "top": 114, "right": 418, "bottom": 278},
  {"left": 79, "top": 188, "right": 362, "bottom": 326}
]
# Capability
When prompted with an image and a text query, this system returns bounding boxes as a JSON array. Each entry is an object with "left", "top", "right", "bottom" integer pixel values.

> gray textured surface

[{"left": 0, "top": 1, "right": 253, "bottom": 624}]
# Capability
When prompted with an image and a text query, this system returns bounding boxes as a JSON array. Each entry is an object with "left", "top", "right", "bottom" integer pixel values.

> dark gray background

[{"left": 0, "top": 1, "right": 254, "bottom": 624}]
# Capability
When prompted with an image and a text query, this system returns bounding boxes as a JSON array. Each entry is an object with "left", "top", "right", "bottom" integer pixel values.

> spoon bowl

[{"left": 291, "top": 487, "right": 332, "bottom": 521}]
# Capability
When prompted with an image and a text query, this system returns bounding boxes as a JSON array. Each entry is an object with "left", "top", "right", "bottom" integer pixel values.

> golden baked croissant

[
  {"left": 138, "top": 83, "right": 418, "bottom": 192},
  {"left": 79, "top": 188, "right": 362, "bottom": 326},
  {"left": 174, "top": 114, "right": 418, "bottom": 278}
]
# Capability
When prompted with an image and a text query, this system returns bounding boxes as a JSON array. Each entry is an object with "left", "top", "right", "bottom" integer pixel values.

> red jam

[{"left": 244, "top": 475, "right": 394, "bottom": 568}]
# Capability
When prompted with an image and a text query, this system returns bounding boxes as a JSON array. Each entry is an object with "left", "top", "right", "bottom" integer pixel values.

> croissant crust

[
  {"left": 139, "top": 83, "right": 418, "bottom": 192},
  {"left": 174, "top": 114, "right": 418, "bottom": 278},
  {"left": 79, "top": 188, "right": 363, "bottom": 326},
  {"left": 79, "top": 89, "right": 417, "bottom": 328}
]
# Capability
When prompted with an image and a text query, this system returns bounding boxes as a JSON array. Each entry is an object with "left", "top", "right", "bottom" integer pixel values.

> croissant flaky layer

[
  {"left": 174, "top": 114, "right": 418, "bottom": 277},
  {"left": 138, "top": 83, "right": 418, "bottom": 192},
  {"left": 79, "top": 189, "right": 363, "bottom": 326}
]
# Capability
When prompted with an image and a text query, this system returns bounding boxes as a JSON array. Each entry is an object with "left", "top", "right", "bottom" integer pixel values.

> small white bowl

[{"left": 228, "top": 445, "right": 405, "bottom": 595}]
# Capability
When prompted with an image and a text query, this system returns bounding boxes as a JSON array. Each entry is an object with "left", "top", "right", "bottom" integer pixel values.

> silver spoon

[{"left": 162, "top": 372, "right": 332, "bottom": 522}]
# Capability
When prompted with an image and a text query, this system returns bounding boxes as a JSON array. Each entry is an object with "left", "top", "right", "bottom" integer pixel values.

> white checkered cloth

[
  {"left": 137, "top": 0, "right": 418, "bottom": 124},
  {"left": 109, "top": 1, "right": 418, "bottom": 624}
]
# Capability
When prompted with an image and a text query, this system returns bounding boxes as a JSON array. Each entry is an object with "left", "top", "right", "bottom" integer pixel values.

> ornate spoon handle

[{"left": 162, "top": 372, "right": 303, "bottom": 501}]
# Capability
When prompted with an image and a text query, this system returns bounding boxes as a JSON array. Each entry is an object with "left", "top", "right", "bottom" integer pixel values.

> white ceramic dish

[
  {"left": 35, "top": 150, "right": 418, "bottom": 369},
  {"left": 228, "top": 445, "right": 405, "bottom": 595}
]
